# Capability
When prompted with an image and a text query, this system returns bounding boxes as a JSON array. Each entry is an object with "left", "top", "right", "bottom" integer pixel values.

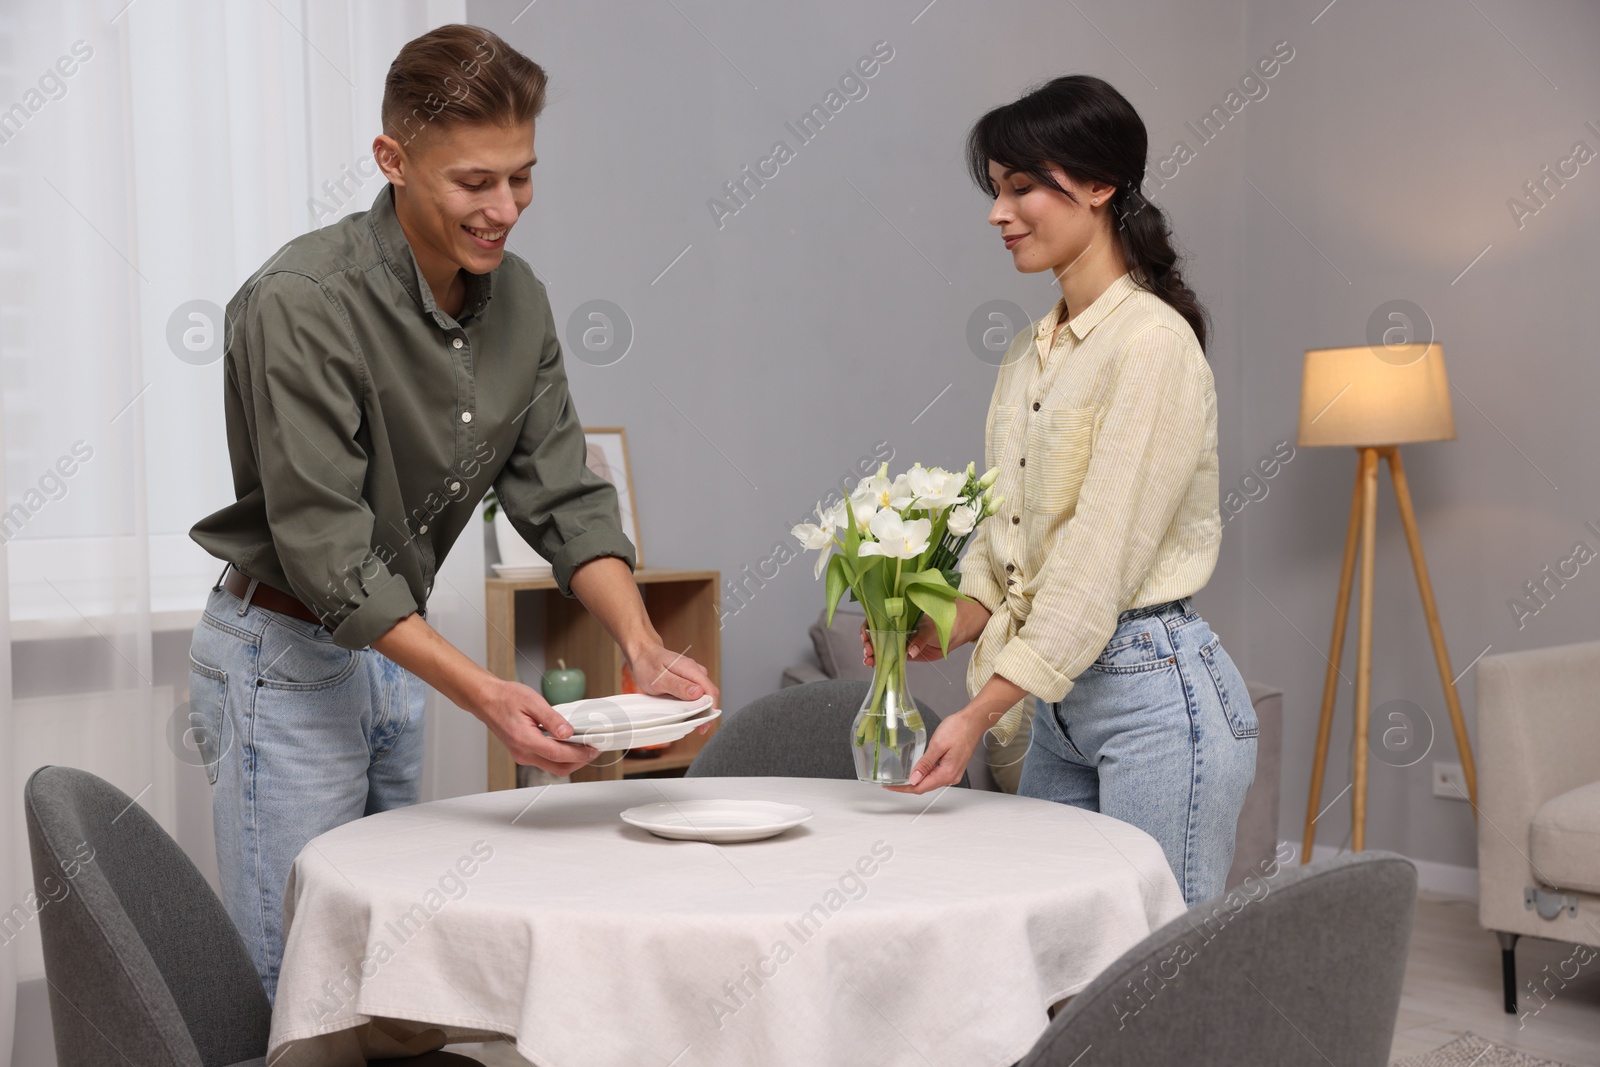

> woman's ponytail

[{"left": 1113, "top": 182, "right": 1209, "bottom": 351}]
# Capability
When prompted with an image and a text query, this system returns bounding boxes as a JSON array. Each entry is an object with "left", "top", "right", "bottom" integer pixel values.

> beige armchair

[{"left": 1476, "top": 640, "right": 1600, "bottom": 1016}]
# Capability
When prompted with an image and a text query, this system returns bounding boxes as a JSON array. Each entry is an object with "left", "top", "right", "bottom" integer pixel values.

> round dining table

[{"left": 266, "top": 775, "right": 1187, "bottom": 1067}]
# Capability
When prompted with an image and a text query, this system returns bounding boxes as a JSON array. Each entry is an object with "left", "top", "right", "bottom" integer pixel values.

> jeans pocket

[
  {"left": 257, "top": 619, "right": 358, "bottom": 690},
  {"left": 1199, "top": 635, "right": 1257, "bottom": 739},
  {"left": 1089, "top": 630, "right": 1175, "bottom": 674},
  {"left": 186, "top": 656, "right": 230, "bottom": 786},
  {"left": 1038, "top": 699, "right": 1089, "bottom": 762}
]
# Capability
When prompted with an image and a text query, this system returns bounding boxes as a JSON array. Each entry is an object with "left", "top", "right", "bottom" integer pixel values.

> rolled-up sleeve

[
  {"left": 991, "top": 325, "right": 1207, "bottom": 701},
  {"left": 241, "top": 274, "right": 418, "bottom": 649},
  {"left": 492, "top": 279, "right": 637, "bottom": 597}
]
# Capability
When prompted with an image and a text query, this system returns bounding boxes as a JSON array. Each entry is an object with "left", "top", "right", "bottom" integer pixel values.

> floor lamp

[{"left": 1297, "top": 342, "right": 1477, "bottom": 859}]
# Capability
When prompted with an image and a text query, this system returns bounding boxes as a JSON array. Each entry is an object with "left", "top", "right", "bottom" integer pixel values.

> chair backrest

[
  {"left": 686, "top": 679, "right": 967, "bottom": 785},
  {"left": 1021, "top": 851, "right": 1416, "bottom": 1067},
  {"left": 24, "top": 765, "right": 271, "bottom": 1067}
]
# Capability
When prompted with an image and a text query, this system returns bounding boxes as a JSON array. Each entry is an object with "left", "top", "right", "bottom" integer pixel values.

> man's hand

[
  {"left": 627, "top": 643, "right": 721, "bottom": 733},
  {"left": 372, "top": 613, "right": 601, "bottom": 775},
  {"left": 474, "top": 675, "right": 603, "bottom": 776},
  {"left": 569, "top": 556, "right": 721, "bottom": 730},
  {"left": 628, "top": 643, "right": 720, "bottom": 705}
]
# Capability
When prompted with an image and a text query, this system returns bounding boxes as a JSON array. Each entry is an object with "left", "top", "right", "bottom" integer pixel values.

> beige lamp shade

[{"left": 1296, "top": 343, "right": 1456, "bottom": 447}]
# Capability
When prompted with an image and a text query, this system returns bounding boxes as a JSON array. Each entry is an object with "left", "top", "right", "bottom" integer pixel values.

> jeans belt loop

[{"left": 236, "top": 577, "right": 259, "bottom": 616}]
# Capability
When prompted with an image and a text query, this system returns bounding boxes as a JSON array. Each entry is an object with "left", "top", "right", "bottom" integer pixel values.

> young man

[{"left": 187, "top": 24, "right": 717, "bottom": 1002}]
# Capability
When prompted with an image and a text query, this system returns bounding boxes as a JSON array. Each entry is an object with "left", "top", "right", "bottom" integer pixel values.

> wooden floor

[
  {"left": 1390, "top": 891, "right": 1600, "bottom": 1065},
  {"left": 446, "top": 892, "right": 1600, "bottom": 1066}
]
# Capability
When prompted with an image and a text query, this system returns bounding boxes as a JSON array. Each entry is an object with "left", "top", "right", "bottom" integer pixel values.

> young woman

[{"left": 869, "top": 75, "right": 1255, "bottom": 906}]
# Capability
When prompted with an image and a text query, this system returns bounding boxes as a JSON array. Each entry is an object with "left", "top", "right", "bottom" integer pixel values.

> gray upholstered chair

[
  {"left": 685, "top": 679, "right": 969, "bottom": 786},
  {"left": 24, "top": 765, "right": 481, "bottom": 1067},
  {"left": 1016, "top": 851, "right": 1416, "bottom": 1066}
]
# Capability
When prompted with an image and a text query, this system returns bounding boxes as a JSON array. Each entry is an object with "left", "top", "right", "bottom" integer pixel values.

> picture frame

[{"left": 583, "top": 427, "right": 643, "bottom": 568}]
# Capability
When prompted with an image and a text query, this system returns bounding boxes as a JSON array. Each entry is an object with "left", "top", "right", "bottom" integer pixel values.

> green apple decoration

[{"left": 542, "top": 658, "right": 586, "bottom": 705}]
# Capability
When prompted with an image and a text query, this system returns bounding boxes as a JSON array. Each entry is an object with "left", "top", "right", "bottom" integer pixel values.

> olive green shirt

[{"left": 191, "top": 183, "right": 636, "bottom": 650}]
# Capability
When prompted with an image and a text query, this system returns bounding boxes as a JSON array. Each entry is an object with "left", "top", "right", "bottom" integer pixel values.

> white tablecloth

[{"left": 267, "top": 776, "right": 1185, "bottom": 1067}]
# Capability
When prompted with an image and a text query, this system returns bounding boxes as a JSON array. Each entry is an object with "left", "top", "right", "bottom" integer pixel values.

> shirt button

[
  {"left": 1005, "top": 563, "right": 1014, "bottom": 573},
  {"left": 449, "top": 481, "right": 461, "bottom": 492},
  {"left": 452, "top": 338, "right": 464, "bottom": 349},
  {"left": 418, "top": 524, "right": 429, "bottom": 534},
  {"left": 1032, "top": 401, "right": 1041, "bottom": 411},
  {"left": 461, "top": 411, "right": 473, "bottom": 423},
  {"left": 1012, "top": 515, "right": 1020, "bottom": 525},
  {"left": 1019, "top": 457, "right": 1026, "bottom": 467}
]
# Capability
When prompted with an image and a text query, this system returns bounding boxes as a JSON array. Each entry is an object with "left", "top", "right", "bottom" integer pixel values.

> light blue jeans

[
  {"left": 1018, "top": 596, "right": 1256, "bottom": 907},
  {"left": 186, "top": 577, "right": 426, "bottom": 1004}
]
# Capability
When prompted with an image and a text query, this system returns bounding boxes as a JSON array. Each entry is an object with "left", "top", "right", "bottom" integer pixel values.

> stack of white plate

[{"left": 547, "top": 693, "right": 720, "bottom": 752}]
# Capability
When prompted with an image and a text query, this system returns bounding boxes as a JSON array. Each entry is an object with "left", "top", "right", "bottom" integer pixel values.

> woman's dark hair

[{"left": 966, "top": 75, "right": 1210, "bottom": 352}]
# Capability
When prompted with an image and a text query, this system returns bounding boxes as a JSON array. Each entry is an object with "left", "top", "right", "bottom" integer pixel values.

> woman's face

[{"left": 986, "top": 160, "right": 1111, "bottom": 279}]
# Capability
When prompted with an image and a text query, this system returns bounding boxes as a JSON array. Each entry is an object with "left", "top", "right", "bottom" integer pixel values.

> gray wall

[
  {"left": 1238, "top": 0, "right": 1600, "bottom": 868},
  {"left": 465, "top": 0, "right": 1599, "bottom": 871},
  {"left": 465, "top": 0, "right": 1248, "bottom": 711}
]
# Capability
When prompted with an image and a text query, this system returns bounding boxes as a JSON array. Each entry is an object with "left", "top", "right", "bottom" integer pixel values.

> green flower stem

[{"left": 859, "top": 626, "right": 909, "bottom": 770}]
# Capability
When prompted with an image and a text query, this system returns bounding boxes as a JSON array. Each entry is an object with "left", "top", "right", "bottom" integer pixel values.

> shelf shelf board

[{"left": 487, "top": 567, "right": 719, "bottom": 593}]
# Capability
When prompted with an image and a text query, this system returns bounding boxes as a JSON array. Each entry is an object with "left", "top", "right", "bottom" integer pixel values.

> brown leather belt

[{"left": 223, "top": 567, "right": 324, "bottom": 627}]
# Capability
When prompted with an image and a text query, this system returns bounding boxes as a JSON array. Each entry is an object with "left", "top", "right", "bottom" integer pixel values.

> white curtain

[{"left": 0, "top": 2, "right": 468, "bottom": 1061}]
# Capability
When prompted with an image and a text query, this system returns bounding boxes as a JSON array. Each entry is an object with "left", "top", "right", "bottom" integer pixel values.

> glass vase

[{"left": 853, "top": 627, "right": 927, "bottom": 785}]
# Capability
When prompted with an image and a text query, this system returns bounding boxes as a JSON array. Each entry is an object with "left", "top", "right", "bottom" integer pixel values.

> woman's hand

[
  {"left": 885, "top": 708, "right": 987, "bottom": 794},
  {"left": 861, "top": 597, "right": 992, "bottom": 666}
]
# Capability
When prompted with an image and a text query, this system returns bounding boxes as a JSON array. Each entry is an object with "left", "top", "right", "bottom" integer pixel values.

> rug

[{"left": 1393, "top": 1033, "right": 1583, "bottom": 1067}]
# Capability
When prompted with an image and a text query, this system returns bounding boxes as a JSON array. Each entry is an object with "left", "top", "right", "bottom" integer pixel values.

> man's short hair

[{"left": 382, "top": 24, "right": 546, "bottom": 150}]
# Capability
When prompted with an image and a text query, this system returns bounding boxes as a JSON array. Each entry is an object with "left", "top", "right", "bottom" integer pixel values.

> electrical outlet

[{"left": 1433, "top": 762, "right": 1469, "bottom": 801}]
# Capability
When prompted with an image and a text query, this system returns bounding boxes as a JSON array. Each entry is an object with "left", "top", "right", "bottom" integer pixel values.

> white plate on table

[
  {"left": 492, "top": 563, "right": 554, "bottom": 578},
  {"left": 552, "top": 693, "right": 715, "bottom": 733},
  {"left": 620, "top": 799, "right": 814, "bottom": 843},
  {"left": 553, "top": 708, "right": 721, "bottom": 752}
]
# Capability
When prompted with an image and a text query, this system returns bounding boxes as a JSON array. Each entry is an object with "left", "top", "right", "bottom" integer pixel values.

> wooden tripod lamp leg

[
  {"left": 1383, "top": 447, "right": 1478, "bottom": 812},
  {"left": 1352, "top": 448, "right": 1379, "bottom": 853},
  {"left": 1303, "top": 451, "right": 1366, "bottom": 861}
]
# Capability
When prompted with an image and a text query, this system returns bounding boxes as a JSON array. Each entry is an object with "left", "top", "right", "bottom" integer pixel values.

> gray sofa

[
  {"left": 784, "top": 606, "right": 1284, "bottom": 891},
  {"left": 1476, "top": 640, "right": 1600, "bottom": 1013}
]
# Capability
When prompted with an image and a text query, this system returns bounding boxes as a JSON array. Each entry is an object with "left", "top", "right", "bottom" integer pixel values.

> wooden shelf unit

[{"left": 485, "top": 568, "right": 721, "bottom": 790}]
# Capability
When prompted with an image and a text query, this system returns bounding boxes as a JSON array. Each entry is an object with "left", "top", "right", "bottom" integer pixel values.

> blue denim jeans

[
  {"left": 1018, "top": 596, "right": 1256, "bottom": 906},
  {"left": 186, "top": 578, "right": 426, "bottom": 1004}
]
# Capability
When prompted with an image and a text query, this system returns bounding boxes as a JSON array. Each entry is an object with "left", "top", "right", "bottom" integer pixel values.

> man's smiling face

[{"left": 379, "top": 119, "right": 536, "bottom": 278}]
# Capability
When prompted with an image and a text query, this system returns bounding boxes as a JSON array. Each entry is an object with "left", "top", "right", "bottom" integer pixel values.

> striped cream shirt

[{"left": 959, "top": 271, "right": 1221, "bottom": 744}]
